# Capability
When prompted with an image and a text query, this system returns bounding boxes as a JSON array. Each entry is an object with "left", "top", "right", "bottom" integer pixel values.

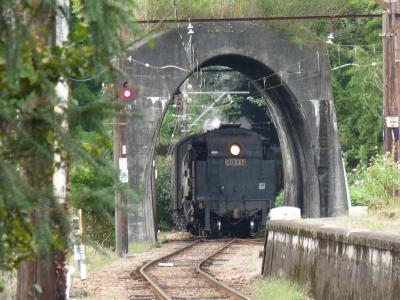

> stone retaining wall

[{"left": 262, "top": 220, "right": 400, "bottom": 300}]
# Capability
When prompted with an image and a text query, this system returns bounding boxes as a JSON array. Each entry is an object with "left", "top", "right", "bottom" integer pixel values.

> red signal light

[
  {"left": 119, "top": 82, "right": 135, "bottom": 102},
  {"left": 123, "top": 89, "right": 132, "bottom": 98}
]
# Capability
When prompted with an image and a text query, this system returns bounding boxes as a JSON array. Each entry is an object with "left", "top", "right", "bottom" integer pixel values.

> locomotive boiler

[{"left": 172, "top": 124, "right": 277, "bottom": 237}]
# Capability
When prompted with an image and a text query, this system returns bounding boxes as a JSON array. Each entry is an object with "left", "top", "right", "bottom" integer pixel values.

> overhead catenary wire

[
  {"left": 127, "top": 56, "right": 191, "bottom": 73},
  {"left": 68, "top": 7, "right": 177, "bottom": 83},
  {"left": 125, "top": 17, "right": 383, "bottom": 137},
  {"left": 247, "top": 59, "right": 382, "bottom": 99},
  {"left": 331, "top": 62, "right": 381, "bottom": 71},
  {"left": 134, "top": 14, "right": 383, "bottom": 24},
  {"left": 68, "top": 7, "right": 383, "bottom": 84},
  {"left": 82, "top": 35, "right": 385, "bottom": 83},
  {"left": 69, "top": 66, "right": 110, "bottom": 82},
  {"left": 189, "top": 92, "right": 228, "bottom": 128},
  {"left": 160, "top": 54, "right": 381, "bottom": 150},
  {"left": 125, "top": 42, "right": 381, "bottom": 98}
]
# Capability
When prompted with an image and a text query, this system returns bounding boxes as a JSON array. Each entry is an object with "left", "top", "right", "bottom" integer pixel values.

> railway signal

[
  {"left": 115, "top": 82, "right": 130, "bottom": 256},
  {"left": 119, "top": 81, "right": 136, "bottom": 102}
]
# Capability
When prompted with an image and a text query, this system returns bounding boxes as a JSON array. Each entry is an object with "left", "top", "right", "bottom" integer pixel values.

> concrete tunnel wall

[{"left": 121, "top": 22, "right": 348, "bottom": 243}]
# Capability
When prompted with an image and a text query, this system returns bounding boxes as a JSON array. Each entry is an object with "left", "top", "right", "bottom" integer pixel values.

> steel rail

[
  {"left": 140, "top": 239, "right": 201, "bottom": 300},
  {"left": 140, "top": 239, "right": 251, "bottom": 300},
  {"left": 136, "top": 14, "right": 383, "bottom": 24},
  {"left": 237, "top": 238, "right": 265, "bottom": 245},
  {"left": 197, "top": 239, "right": 251, "bottom": 300}
]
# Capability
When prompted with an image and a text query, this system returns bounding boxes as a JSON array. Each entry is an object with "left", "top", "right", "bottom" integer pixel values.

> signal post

[{"left": 114, "top": 82, "right": 135, "bottom": 256}]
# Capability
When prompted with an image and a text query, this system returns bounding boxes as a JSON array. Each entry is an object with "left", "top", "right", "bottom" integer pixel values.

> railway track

[
  {"left": 200, "top": 239, "right": 265, "bottom": 295},
  {"left": 140, "top": 239, "right": 254, "bottom": 300}
]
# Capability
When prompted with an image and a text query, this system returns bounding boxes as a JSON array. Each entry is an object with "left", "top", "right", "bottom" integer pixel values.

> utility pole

[{"left": 378, "top": 0, "right": 400, "bottom": 161}]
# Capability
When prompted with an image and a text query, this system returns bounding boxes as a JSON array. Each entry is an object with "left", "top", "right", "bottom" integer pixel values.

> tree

[{"left": 0, "top": 0, "right": 139, "bottom": 298}]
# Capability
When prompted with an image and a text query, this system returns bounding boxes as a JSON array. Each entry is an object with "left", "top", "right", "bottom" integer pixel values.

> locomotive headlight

[{"left": 229, "top": 144, "right": 241, "bottom": 156}]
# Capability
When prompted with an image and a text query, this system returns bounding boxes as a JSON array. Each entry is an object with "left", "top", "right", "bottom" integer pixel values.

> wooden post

[
  {"left": 381, "top": 0, "right": 400, "bottom": 161},
  {"left": 114, "top": 99, "right": 129, "bottom": 257}
]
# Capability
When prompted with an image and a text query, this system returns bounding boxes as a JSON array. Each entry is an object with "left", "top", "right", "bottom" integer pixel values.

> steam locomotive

[{"left": 172, "top": 124, "right": 277, "bottom": 237}]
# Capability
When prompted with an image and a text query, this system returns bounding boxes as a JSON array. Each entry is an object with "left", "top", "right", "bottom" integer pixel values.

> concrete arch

[{"left": 122, "top": 22, "right": 348, "bottom": 243}]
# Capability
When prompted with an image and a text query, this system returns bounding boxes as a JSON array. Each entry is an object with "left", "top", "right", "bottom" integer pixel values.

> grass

[
  {"left": 128, "top": 242, "right": 153, "bottom": 254},
  {"left": 301, "top": 211, "right": 400, "bottom": 234},
  {"left": 80, "top": 295, "right": 121, "bottom": 300},
  {"left": 353, "top": 212, "right": 400, "bottom": 233},
  {"left": 69, "top": 242, "right": 154, "bottom": 276},
  {"left": 250, "top": 277, "right": 310, "bottom": 300},
  {"left": 68, "top": 245, "right": 115, "bottom": 281},
  {"left": 72, "top": 243, "right": 154, "bottom": 274},
  {"left": 84, "top": 246, "right": 115, "bottom": 272},
  {"left": 157, "top": 231, "right": 170, "bottom": 244}
]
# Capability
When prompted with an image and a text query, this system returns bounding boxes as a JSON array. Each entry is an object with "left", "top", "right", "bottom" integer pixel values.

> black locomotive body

[{"left": 172, "top": 125, "right": 277, "bottom": 236}]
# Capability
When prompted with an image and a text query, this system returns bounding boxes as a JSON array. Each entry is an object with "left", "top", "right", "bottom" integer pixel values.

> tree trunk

[
  {"left": 17, "top": 252, "right": 66, "bottom": 300},
  {"left": 16, "top": 1, "right": 69, "bottom": 297}
]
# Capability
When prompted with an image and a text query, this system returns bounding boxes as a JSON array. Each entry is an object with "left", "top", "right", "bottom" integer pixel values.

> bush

[
  {"left": 155, "top": 155, "right": 174, "bottom": 230},
  {"left": 70, "top": 165, "right": 116, "bottom": 249},
  {"left": 348, "top": 153, "right": 400, "bottom": 208},
  {"left": 275, "top": 190, "right": 285, "bottom": 207}
]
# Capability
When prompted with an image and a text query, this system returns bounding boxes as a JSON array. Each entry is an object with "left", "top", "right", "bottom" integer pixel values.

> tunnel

[{"left": 120, "top": 21, "right": 348, "bottom": 243}]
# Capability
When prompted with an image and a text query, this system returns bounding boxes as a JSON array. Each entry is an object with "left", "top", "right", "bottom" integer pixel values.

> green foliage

[
  {"left": 83, "top": 245, "right": 114, "bottom": 272},
  {"left": 134, "top": 0, "right": 262, "bottom": 21},
  {"left": 0, "top": 0, "right": 138, "bottom": 270},
  {"left": 129, "top": 243, "right": 152, "bottom": 254},
  {"left": 0, "top": 0, "right": 388, "bottom": 274},
  {"left": 349, "top": 153, "right": 400, "bottom": 207},
  {"left": 0, "top": 160, "right": 35, "bottom": 269},
  {"left": 157, "top": 107, "right": 182, "bottom": 153},
  {"left": 152, "top": 0, "right": 383, "bottom": 168},
  {"left": 155, "top": 156, "right": 174, "bottom": 230},
  {"left": 70, "top": 163, "right": 116, "bottom": 248},
  {"left": 134, "top": 0, "right": 369, "bottom": 47},
  {"left": 251, "top": 277, "right": 310, "bottom": 300},
  {"left": 260, "top": 0, "right": 384, "bottom": 167},
  {"left": 275, "top": 191, "right": 285, "bottom": 207},
  {"left": 328, "top": 3, "right": 383, "bottom": 166}
]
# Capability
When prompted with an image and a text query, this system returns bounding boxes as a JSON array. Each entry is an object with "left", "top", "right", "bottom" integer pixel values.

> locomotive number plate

[{"left": 225, "top": 158, "right": 246, "bottom": 166}]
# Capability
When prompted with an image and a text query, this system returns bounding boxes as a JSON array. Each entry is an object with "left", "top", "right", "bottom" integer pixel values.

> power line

[
  {"left": 248, "top": 59, "right": 381, "bottom": 99},
  {"left": 135, "top": 14, "right": 383, "bottom": 25},
  {"left": 69, "top": 68, "right": 108, "bottom": 82},
  {"left": 127, "top": 56, "right": 190, "bottom": 73},
  {"left": 331, "top": 62, "right": 381, "bottom": 71}
]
